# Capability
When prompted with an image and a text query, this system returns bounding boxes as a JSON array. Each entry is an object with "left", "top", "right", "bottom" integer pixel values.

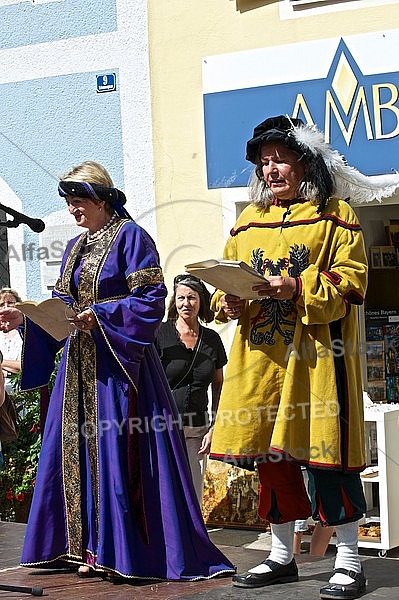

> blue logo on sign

[
  {"left": 96, "top": 74, "right": 117, "bottom": 93},
  {"left": 204, "top": 39, "right": 399, "bottom": 188}
]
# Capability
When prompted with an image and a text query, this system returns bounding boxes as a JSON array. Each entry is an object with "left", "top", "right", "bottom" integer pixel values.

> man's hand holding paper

[{"left": 252, "top": 275, "right": 297, "bottom": 300}]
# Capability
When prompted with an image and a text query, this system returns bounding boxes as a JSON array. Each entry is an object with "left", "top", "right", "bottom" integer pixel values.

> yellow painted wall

[{"left": 147, "top": 0, "right": 399, "bottom": 296}]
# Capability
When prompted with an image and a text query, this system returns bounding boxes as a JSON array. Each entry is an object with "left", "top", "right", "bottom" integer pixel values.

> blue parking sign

[{"left": 96, "top": 73, "right": 116, "bottom": 93}]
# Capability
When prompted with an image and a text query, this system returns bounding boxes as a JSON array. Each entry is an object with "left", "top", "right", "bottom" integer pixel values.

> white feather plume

[{"left": 292, "top": 122, "right": 399, "bottom": 204}]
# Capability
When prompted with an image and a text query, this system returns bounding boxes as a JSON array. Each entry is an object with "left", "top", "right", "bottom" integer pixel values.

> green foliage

[{"left": 0, "top": 352, "right": 61, "bottom": 521}]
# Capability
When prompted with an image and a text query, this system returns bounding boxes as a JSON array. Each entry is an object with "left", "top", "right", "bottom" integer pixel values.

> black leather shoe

[
  {"left": 320, "top": 567, "right": 367, "bottom": 599},
  {"left": 232, "top": 558, "right": 298, "bottom": 588},
  {"left": 105, "top": 574, "right": 125, "bottom": 585}
]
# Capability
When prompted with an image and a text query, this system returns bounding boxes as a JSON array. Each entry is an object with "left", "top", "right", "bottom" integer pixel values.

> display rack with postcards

[
  {"left": 383, "top": 323, "right": 399, "bottom": 403},
  {"left": 366, "top": 339, "right": 385, "bottom": 402},
  {"left": 365, "top": 309, "right": 399, "bottom": 403}
]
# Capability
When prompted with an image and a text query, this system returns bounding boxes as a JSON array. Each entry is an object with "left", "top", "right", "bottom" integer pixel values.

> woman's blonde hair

[{"left": 60, "top": 161, "right": 113, "bottom": 187}]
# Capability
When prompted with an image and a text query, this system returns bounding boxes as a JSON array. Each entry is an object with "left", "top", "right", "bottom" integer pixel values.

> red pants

[
  {"left": 257, "top": 460, "right": 365, "bottom": 526},
  {"left": 257, "top": 460, "right": 311, "bottom": 524}
]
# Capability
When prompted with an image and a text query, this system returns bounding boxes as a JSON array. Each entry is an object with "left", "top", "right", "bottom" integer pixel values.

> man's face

[{"left": 260, "top": 141, "right": 306, "bottom": 201}]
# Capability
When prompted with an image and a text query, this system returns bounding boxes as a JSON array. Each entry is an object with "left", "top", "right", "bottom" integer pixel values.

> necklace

[{"left": 87, "top": 212, "right": 117, "bottom": 241}]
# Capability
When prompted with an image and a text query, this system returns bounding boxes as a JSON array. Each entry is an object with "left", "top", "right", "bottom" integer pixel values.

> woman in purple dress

[{"left": 0, "top": 161, "right": 235, "bottom": 582}]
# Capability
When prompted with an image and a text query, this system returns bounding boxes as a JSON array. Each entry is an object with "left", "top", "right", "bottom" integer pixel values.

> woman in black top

[{"left": 155, "top": 274, "right": 227, "bottom": 503}]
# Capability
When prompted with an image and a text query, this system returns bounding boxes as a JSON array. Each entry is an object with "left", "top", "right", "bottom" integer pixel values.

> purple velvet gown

[{"left": 19, "top": 217, "right": 235, "bottom": 580}]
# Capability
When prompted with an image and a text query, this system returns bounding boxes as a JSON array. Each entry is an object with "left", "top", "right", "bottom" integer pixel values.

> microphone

[{"left": 0, "top": 202, "right": 45, "bottom": 233}]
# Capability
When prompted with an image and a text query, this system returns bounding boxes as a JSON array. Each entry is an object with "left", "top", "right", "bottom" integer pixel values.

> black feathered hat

[{"left": 246, "top": 115, "right": 306, "bottom": 164}]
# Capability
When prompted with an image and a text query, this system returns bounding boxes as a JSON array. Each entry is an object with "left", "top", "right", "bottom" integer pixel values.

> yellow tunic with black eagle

[{"left": 210, "top": 197, "right": 368, "bottom": 472}]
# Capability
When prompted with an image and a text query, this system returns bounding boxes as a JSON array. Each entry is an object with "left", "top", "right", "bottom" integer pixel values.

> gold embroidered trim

[
  {"left": 81, "top": 334, "right": 99, "bottom": 521},
  {"left": 53, "top": 235, "right": 85, "bottom": 305},
  {"left": 62, "top": 332, "right": 98, "bottom": 558},
  {"left": 63, "top": 336, "right": 82, "bottom": 557},
  {"left": 126, "top": 267, "right": 164, "bottom": 292}
]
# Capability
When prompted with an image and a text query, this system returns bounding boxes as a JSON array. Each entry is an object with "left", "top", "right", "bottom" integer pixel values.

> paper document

[
  {"left": 185, "top": 259, "right": 268, "bottom": 299},
  {"left": 16, "top": 298, "right": 77, "bottom": 341}
]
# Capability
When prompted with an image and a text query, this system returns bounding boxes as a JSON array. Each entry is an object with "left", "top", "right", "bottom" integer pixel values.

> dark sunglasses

[{"left": 173, "top": 274, "right": 202, "bottom": 287}]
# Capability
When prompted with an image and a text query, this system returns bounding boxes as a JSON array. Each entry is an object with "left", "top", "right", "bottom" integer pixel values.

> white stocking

[
  {"left": 329, "top": 521, "right": 361, "bottom": 585},
  {"left": 249, "top": 521, "right": 295, "bottom": 574}
]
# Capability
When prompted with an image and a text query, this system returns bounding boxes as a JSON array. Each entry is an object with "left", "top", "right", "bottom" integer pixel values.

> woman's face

[
  {"left": 65, "top": 196, "right": 106, "bottom": 231},
  {"left": 260, "top": 141, "right": 306, "bottom": 200},
  {"left": 175, "top": 285, "right": 200, "bottom": 321}
]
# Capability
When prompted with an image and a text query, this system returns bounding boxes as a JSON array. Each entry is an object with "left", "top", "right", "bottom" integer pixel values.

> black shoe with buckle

[
  {"left": 232, "top": 558, "right": 298, "bottom": 589},
  {"left": 320, "top": 567, "right": 367, "bottom": 599}
]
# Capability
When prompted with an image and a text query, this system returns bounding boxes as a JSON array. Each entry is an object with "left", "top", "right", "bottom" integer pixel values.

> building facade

[
  {"left": 0, "top": 0, "right": 155, "bottom": 300},
  {"left": 148, "top": 0, "right": 399, "bottom": 291},
  {"left": 2, "top": 0, "right": 399, "bottom": 308}
]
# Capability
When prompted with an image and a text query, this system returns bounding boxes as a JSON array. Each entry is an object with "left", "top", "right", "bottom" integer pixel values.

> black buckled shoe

[
  {"left": 232, "top": 558, "right": 298, "bottom": 588},
  {"left": 320, "top": 567, "right": 367, "bottom": 599}
]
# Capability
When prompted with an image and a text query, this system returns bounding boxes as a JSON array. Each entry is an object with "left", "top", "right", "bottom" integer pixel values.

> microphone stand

[
  {"left": 0, "top": 202, "right": 45, "bottom": 233},
  {"left": 0, "top": 206, "right": 25, "bottom": 229},
  {"left": 0, "top": 584, "right": 43, "bottom": 596},
  {"left": 0, "top": 219, "right": 20, "bottom": 228}
]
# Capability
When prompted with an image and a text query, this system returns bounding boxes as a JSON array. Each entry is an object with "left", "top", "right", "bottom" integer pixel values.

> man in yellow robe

[{"left": 209, "top": 115, "right": 396, "bottom": 599}]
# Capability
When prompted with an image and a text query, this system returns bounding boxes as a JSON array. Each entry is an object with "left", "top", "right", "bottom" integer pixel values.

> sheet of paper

[
  {"left": 16, "top": 298, "right": 77, "bottom": 341},
  {"left": 185, "top": 259, "right": 268, "bottom": 299}
]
